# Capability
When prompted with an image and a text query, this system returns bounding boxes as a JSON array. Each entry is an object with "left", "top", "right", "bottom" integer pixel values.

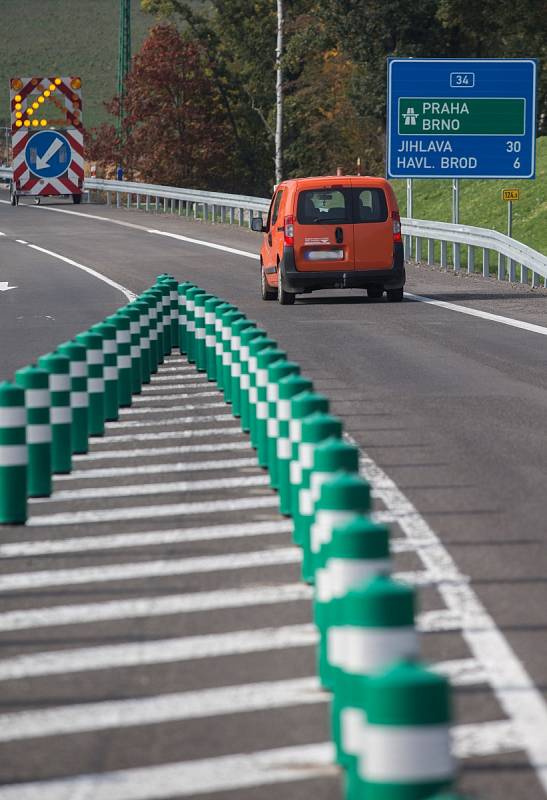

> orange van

[{"left": 252, "top": 175, "right": 404, "bottom": 304}]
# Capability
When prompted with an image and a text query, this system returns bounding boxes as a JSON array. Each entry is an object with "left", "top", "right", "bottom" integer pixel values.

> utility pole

[
  {"left": 275, "top": 0, "right": 283, "bottom": 185},
  {"left": 117, "top": 0, "right": 131, "bottom": 136}
]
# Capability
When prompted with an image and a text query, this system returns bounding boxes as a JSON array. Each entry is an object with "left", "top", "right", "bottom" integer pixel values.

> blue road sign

[
  {"left": 387, "top": 59, "right": 537, "bottom": 179},
  {"left": 24, "top": 130, "right": 71, "bottom": 180}
]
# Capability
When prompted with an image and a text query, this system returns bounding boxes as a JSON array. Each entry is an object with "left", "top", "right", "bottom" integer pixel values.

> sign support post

[{"left": 452, "top": 178, "right": 460, "bottom": 270}]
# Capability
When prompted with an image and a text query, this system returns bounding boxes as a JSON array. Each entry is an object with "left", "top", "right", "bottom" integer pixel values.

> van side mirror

[{"left": 251, "top": 216, "right": 266, "bottom": 233}]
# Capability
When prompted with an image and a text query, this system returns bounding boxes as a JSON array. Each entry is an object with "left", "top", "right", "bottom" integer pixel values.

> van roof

[{"left": 278, "top": 175, "right": 391, "bottom": 189}]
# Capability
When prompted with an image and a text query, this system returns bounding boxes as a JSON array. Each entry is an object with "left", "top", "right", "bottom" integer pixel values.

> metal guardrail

[{"left": 1, "top": 166, "right": 545, "bottom": 285}]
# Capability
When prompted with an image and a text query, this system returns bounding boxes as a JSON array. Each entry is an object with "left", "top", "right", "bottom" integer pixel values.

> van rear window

[
  {"left": 296, "top": 187, "right": 388, "bottom": 224},
  {"left": 296, "top": 189, "right": 351, "bottom": 225}
]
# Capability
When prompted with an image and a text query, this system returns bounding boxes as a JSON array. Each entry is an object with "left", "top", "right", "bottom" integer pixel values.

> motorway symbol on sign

[
  {"left": 502, "top": 189, "right": 520, "bottom": 201},
  {"left": 24, "top": 130, "right": 71, "bottom": 179},
  {"left": 387, "top": 59, "right": 537, "bottom": 179}
]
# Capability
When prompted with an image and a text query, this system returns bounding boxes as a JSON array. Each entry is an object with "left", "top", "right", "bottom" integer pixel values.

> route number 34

[{"left": 506, "top": 140, "right": 521, "bottom": 168}]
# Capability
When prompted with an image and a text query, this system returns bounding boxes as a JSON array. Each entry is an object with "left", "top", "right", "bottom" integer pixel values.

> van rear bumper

[{"left": 281, "top": 244, "right": 405, "bottom": 292}]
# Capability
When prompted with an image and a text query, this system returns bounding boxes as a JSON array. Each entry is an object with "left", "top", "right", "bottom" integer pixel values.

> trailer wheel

[
  {"left": 34, "top": 197, "right": 41, "bottom": 205},
  {"left": 9, "top": 185, "right": 18, "bottom": 206},
  {"left": 72, "top": 194, "right": 81, "bottom": 205}
]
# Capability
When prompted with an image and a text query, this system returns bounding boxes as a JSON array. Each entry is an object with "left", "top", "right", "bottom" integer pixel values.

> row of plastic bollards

[{"left": 0, "top": 274, "right": 179, "bottom": 525}]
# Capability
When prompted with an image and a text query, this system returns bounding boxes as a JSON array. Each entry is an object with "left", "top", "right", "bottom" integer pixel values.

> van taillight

[
  {"left": 284, "top": 215, "right": 295, "bottom": 246},
  {"left": 392, "top": 211, "right": 402, "bottom": 243}
]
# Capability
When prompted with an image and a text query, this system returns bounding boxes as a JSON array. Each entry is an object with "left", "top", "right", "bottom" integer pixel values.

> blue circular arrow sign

[{"left": 24, "top": 131, "right": 72, "bottom": 179}]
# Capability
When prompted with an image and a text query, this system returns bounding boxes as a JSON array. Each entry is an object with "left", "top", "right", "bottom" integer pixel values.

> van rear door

[
  {"left": 292, "top": 186, "right": 354, "bottom": 272},
  {"left": 351, "top": 181, "right": 393, "bottom": 270}
]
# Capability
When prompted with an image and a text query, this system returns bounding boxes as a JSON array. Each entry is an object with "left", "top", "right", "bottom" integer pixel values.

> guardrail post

[
  {"left": 427, "top": 239, "right": 435, "bottom": 265},
  {"left": 116, "top": 192, "right": 121, "bottom": 209},
  {"left": 467, "top": 245, "right": 474, "bottom": 274},
  {"left": 145, "top": 194, "right": 150, "bottom": 212},
  {"left": 229, "top": 207, "right": 235, "bottom": 224},
  {"left": 415, "top": 236, "right": 422, "bottom": 263},
  {"left": 107, "top": 191, "right": 111, "bottom": 207},
  {"left": 126, "top": 192, "right": 131, "bottom": 209},
  {"left": 533, "top": 271, "right": 541, "bottom": 288},
  {"left": 521, "top": 264, "right": 529, "bottom": 284},
  {"left": 221, "top": 206, "right": 226, "bottom": 224},
  {"left": 136, "top": 194, "right": 140, "bottom": 210},
  {"left": 509, "top": 258, "right": 516, "bottom": 282},
  {"left": 203, "top": 202, "right": 208, "bottom": 223},
  {"left": 440, "top": 240, "right": 447, "bottom": 269},
  {"left": 498, "top": 253, "right": 505, "bottom": 280},
  {"left": 211, "top": 204, "right": 216, "bottom": 223},
  {"left": 453, "top": 242, "right": 460, "bottom": 272},
  {"left": 482, "top": 248, "right": 489, "bottom": 277}
]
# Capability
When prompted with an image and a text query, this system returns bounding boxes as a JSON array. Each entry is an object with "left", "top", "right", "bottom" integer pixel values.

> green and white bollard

[
  {"left": 117, "top": 306, "right": 142, "bottom": 395},
  {"left": 291, "top": 412, "right": 343, "bottom": 547},
  {"left": 288, "top": 392, "right": 330, "bottom": 481},
  {"left": 90, "top": 321, "right": 119, "bottom": 421},
  {"left": 74, "top": 332, "right": 105, "bottom": 436},
  {"left": 15, "top": 366, "right": 52, "bottom": 497},
  {"left": 230, "top": 318, "right": 257, "bottom": 416},
  {"left": 144, "top": 288, "right": 165, "bottom": 364},
  {"left": 131, "top": 300, "right": 152, "bottom": 384},
  {"left": 329, "top": 576, "right": 416, "bottom": 770},
  {"left": 204, "top": 296, "right": 225, "bottom": 381},
  {"left": 194, "top": 292, "right": 213, "bottom": 372},
  {"left": 105, "top": 313, "right": 133, "bottom": 406},
  {"left": 56, "top": 341, "right": 89, "bottom": 452},
  {"left": 239, "top": 327, "right": 268, "bottom": 432},
  {"left": 247, "top": 336, "right": 277, "bottom": 445},
  {"left": 178, "top": 281, "right": 195, "bottom": 355},
  {"left": 37, "top": 353, "right": 72, "bottom": 473},
  {"left": 306, "top": 472, "right": 371, "bottom": 583},
  {"left": 211, "top": 302, "right": 232, "bottom": 389},
  {"left": 139, "top": 293, "right": 159, "bottom": 374},
  {"left": 276, "top": 375, "right": 314, "bottom": 514},
  {"left": 0, "top": 382, "right": 27, "bottom": 524},
  {"left": 352, "top": 660, "right": 453, "bottom": 800},
  {"left": 221, "top": 308, "right": 245, "bottom": 402},
  {"left": 155, "top": 280, "right": 172, "bottom": 354},
  {"left": 255, "top": 348, "right": 286, "bottom": 464},
  {"left": 186, "top": 286, "right": 206, "bottom": 364},
  {"left": 161, "top": 276, "right": 179, "bottom": 349},
  {"left": 266, "top": 359, "right": 300, "bottom": 483},
  {"left": 298, "top": 437, "right": 360, "bottom": 557}
]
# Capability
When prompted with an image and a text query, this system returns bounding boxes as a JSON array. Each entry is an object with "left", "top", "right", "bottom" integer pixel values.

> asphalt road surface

[{"left": 0, "top": 193, "right": 546, "bottom": 799}]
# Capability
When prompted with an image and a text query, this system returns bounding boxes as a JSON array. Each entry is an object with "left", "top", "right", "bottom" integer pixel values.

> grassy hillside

[
  {"left": 392, "top": 137, "right": 547, "bottom": 256},
  {"left": 0, "top": 0, "right": 158, "bottom": 130}
]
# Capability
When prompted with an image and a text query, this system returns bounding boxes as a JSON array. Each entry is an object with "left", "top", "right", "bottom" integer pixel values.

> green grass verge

[{"left": 392, "top": 137, "right": 546, "bottom": 256}]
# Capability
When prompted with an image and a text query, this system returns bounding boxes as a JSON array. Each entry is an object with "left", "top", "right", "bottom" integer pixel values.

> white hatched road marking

[
  {"left": 0, "top": 583, "right": 310, "bottom": 632},
  {"left": 116, "top": 401, "right": 228, "bottom": 415},
  {"left": 132, "top": 389, "right": 215, "bottom": 401},
  {"left": 0, "top": 624, "right": 318, "bottom": 681},
  {"left": 31, "top": 474, "right": 269, "bottom": 503},
  {"left": 0, "top": 520, "right": 292, "bottom": 558},
  {"left": 141, "top": 381, "right": 210, "bottom": 392},
  {"left": 0, "top": 547, "right": 301, "bottom": 592},
  {"left": 86, "top": 427, "right": 242, "bottom": 446},
  {"left": 72, "top": 440, "right": 250, "bottom": 462},
  {"left": 0, "top": 742, "right": 336, "bottom": 800},
  {"left": 106, "top": 412, "right": 233, "bottom": 429},
  {"left": 28, "top": 495, "right": 280, "bottom": 526},
  {"left": 122, "top": 393, "right": 221, "bottom": 409},
  {"left": 58, "top": 456, "right": 259, "bottom": 480}
]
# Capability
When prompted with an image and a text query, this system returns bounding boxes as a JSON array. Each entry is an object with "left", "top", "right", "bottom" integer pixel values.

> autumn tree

[{"left": 87, "top": 24, "right": 234, "bottom": 189}]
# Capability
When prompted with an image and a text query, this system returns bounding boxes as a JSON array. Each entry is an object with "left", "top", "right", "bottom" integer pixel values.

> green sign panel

[{"left": 398, "top": 98, "right": 525, "bottom": 136}]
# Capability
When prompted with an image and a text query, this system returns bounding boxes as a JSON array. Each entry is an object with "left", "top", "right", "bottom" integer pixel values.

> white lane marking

[
  {"left": 15, "top": 198, "right": 547, "bottom": 337},
  {"left": 153, "top": 366, "right": 196, "bottom": 372},
  {"left": 352, "top": 443, "right": 547, "bottom": 792},
  {"left": 57, "top": 456, "right": 258, "bottom": 480},
  {"left": 0, "top": 547, "right": 299, "bottom": 593},
  {"left": 0, "top": 583, "right": 309, "bottom": 632},
  {"left": 126, "top": 392, "right": 220, "bottom": 408},
  {"left": 118, "top": 400, "right": 225, "bottom": 415},
  {"left": 0, "top": 231, "right": 5, "bottom": 235},
  {"left": 148, "top": 373, "right": 203, "bottom": 381},
  {"left": 32, "top": 474, "right": 269, "bottom": 503},
  {"left": 73, "top": 440, "right": 249, "bottom": 462},
  {"left": 0, "top": 519, "right": 292, "bottom": 558},
  {"left": 15, "top": 238, "right": 28, "bottom": 244},
  {"left": 406, "top": 291, "right": 547, "bottom": 338},
  {"left": 27, "top": 244, "right": 135, "bottom": 301},
  {"left": 433, "top": 657, "right": 487, "bottom": 686},
  {"left": 0, "top": 676, "right": 324, "bottom": 742},
  {"left": 138, "top": 383, "right": 210, "bottom": 395},
  {"left": 0, "top": 623, "right": 318, "bottom": 681},
  {"left": 149, "top": 228, "right": 260, "bottom": 260},
  {"left": 0, "top": 743, "right": 336, "bottom": 800},
  {"left": 94, "top": 426, "right": 241, "bottom": 445},
  {"left": 28, "top": 495, "right": 280, "bottom": 525},
  {"left": 452, "top": 719, "right": 522, "bottom": 759},
  {"left": 105, "top": 412, "right": 233, "bottom": 429},
  {"left": 0, "top": 281, "right": 17, "bottom": 291}
]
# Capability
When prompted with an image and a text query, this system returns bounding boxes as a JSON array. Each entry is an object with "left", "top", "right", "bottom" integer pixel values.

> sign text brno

[{"left": 387, "top": 59, "right": 537, "bottom": 179}]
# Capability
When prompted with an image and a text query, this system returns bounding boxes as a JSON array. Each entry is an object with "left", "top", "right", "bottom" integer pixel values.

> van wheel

[
  {"left": 261, "top": 268, "right": 276, "bottom": 301},
  {"left": 386, "top": 288, "right": 404, "bottom": 303},
  {"left": 367, "top": 286, "right": 383, "bottom": 299},
  {"left": 278, "top": 270, "right": 295, "bottom": 305},
  {"left": 72, "top": 194, "right": 81, "bottom": 205},
  {"left": 10, "top": 186, "right": 18, "bottom": 206}
]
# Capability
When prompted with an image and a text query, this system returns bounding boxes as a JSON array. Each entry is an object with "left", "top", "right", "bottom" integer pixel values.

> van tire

[
  {"left": 367, "top": 286, "right": 383, "bottom": 299},
  {"left": 261, "top": 268, "right": 276, "bottom": 301},
  {"left": 386, "top": 288, "right": 404, "bottom": 303},
  {"left": 277, "top": 270, "right": 295, "bottom": 305}
]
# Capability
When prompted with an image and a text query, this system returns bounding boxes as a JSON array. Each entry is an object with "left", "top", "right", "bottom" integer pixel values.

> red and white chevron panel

[{"left": 10, "top": 75, "right": 84, "bottom": 196}]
